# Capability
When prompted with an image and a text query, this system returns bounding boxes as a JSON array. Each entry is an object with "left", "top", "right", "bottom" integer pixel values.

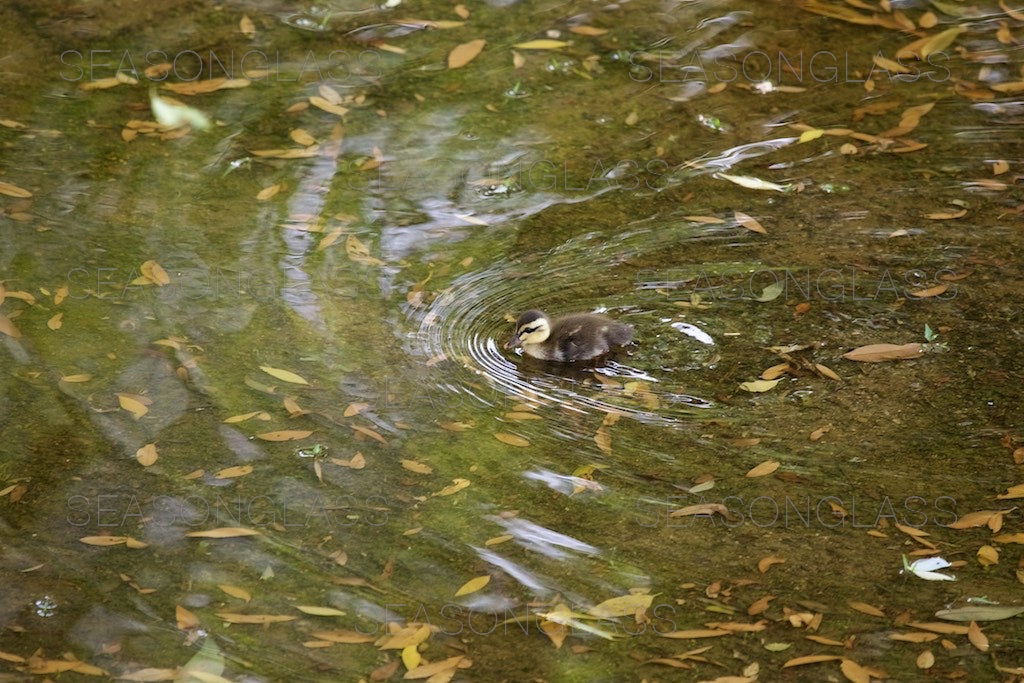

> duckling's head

[{"left": 503, "top": 310, "right": 550, "bottom": 349}]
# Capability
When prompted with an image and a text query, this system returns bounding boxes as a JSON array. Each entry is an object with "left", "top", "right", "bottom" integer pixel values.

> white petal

[{"left": 911, "top": 557, "right": 952, "bottom": 572}]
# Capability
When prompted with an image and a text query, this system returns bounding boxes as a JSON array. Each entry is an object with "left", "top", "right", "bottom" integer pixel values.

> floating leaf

[
  {"left": 296, "top": 606, "right": 346, "bottom": 617},
  {"left": 746, "top": 460, "right": 779, "bottom": 477},
  {"left": 214, "top": 465, "right": 253, "bottom": 479},
  {"left": 0, "top": 314, "right": 21, "bottom": 338},
  {"left": 735, "top": 210, "right": 768, "bottom": 234},
  {"left": 136, "top": 443, "right": 158, "bottom": 467},
  {"left": 260, "top": 365, "right": 309, "bottom": 384},
  {"left": 239, "top": 14, "right": 256, "bottom": 37},
  {"left": 434, "top": 478, "right": 470, "bottom": 496},
  {"left": 716, "top": 173, "right": 791, "bottom": 192},
  {"left": 215, "top": 613, "right": 296, "bottom": 624},
  {"left": 310, "top": 629, "right": 375, "bottom": 644},
  {"left": 186, "top": 527, "right": 261, "bottom": 538},
  {"left": 218, "top": 584, "right": 252, "bottom": 602},
  {"left": 455, "top": 575, "right": 491, "bottom": 597},
  {"left": 162, "top": 78, "right": 249, "bottom": 95},
  {"left": 256, "top": 430, "right": 313, "bottom": 441},
  {"left": 249, "top": 147, "right": 319, "bottom": 159},
  {"left": 589, "top": 593, "right": 654, "bottom": 618},
  {"left": 257, "top": 184, "right": 281, "bottom": 201},
  {"left": 494, "top": 432, "right": 529, "bottom": 447},
  {"left": 843, "top": 342, "right": 923, "bottom": 362},
  {"left": 0, "top": 180, "right": 32, "bottom": 198},
  {"left": 309, "top": 95, "right": 348, "bottom": 117},
  {"left": 343, "top": 402, "right": 370, "bottom": 417},
  {"left": 739, "top": 378, "right": 782, "bottom": 392},
  {"left": 935, "top": 605, "right": 1024, "bottom": 622},
  {"left": 401, "top": 459, "right": 432, "bottom": 474},
  {"left": 448, "top": 39, "right": 486, "bottom": 69},
  {"left": 346, "top": 234, "right": 386, "bottom": 266},
  {"left": 117, "top": 393, "right": 149, "bottom": 420},
  {"left": 569, "top": 25, "right": 608, "bottom": 36},
  {"left": 61, "top": 373, "right": 92, "bottom": 383},
  {"left": 513, "top": 39, "right": 570, "bottom": 49},
  {"left": 47, "top": 312, "right": 63, "bottom": 330}
]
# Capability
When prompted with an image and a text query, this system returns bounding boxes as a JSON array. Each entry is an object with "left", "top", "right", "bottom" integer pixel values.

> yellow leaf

[
  {"left": 977, "top": 545, "right": 999, "bottom": 566},
  {"left": 798, "top": 128, "right": 825, "bottom": 142},
  {"left": 239, "top": 14, "right": 256, "bottom": 37},
  {"left": 343, "top": 402, "right": 370, "bottom": 417},
  {"left": 318, "top": 227, "right": 343, "bottom": 251},
  {"left": 872, "top": 55, "right": 911, "bottom": 74},
  {"left": 218, "top": 584, "right": 252, "bottom": 602},
  {"left": 117, "top": 393, "right": 149, "bottom": 420},
  {"left": 224, "top": 411, "right": 264, "bottom": 423},
  {"left": 589, "top": 593, "right": 654, "bottom": 618},
  {"left": 260, "top": 365, "right": 309, "bottom": 384},
  {"left": 494, "top": 432, "right": 529, "bottom": 447},
  {"left": 513, "top": 39, "right": 570, "bottom": 49},
  {"left": 739, "top": 378, "right": 781, "bottom": 392},
  {"left": 136, "top": 443, "right": 158, "bottom": 467},
  {"left": 296, "top": 605, "right": 347, "bottom": 617},
  {"left": 0, "top": 180, "right": 32, "bottom": 198},
  {"left": 746, "top": 460, "right": 780, "bottom": 477},
  {"left": 176, "top": 605, "right": 200, "bottom": 630},
  {"left": 434, "top": 478, "right": 470, "bottom": 496},
  {"left": 401, "top": 645, "right": 421, "bottom": 671},
  {"left": 214, "top": 465, "right": 253, "bottom": 479},
  {"left": 448, "top": 39, "right": 486, "bottom": 69},
  {"left": 569, "top": 25, "right": 608, "bottom": 36},
  {"left": 346, "top": 234, "right": 385, "bottom": 266},
  {"left": 257, "top": 184, "right": 281, "bottom": 201},
  {"left": 140, "top": 260, "right": 170, "bottom": 285},
  {"left": 454, "top": 575, "right": 491, "bottom": 597},
  {"left": 290, "top": 128, "right": 316, "bottom": 146},
  {"left": 47, "top": 312, "right": 63, "bottom": 330},
  {"left": 61, "top": 374, "right": 92, "bottom": 383},
  {"left": 401, "top": 459, "right": 433, "bottom": 474},
  {"left": 309, "top": 96, "right": 348, "bottom": 117}
]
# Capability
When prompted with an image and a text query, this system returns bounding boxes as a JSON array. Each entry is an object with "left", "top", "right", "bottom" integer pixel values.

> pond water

[{"left": 1, "top": 0, "right": 1023, "bottom": 680}]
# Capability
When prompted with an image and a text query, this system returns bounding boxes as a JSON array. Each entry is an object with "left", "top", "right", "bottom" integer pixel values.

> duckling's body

[{"left": 503, "top": 310, "right": 633, "bottom": 362}]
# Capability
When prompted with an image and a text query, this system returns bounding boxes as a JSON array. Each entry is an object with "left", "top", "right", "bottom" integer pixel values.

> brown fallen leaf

[
  {"left": 494, "top": 432, "right": 529, "bottom": 447},
  {"left": 136, "top": 443, "right": 158, "bottom": 467},
  {"left": 907, "top": 284, "right": 949, "bottom": 298},
  {"left": 448, "top": 39, "right": 486, "bottom": 69},
  {"left": 848, "top": 601, "right": 885, "bottom": 617},
  {"left": 842, "top": 343, "right": 923, "bottom": 362},
  {"left": 185, "top": 527, "right": 261, "bottom": 538},
  {"left": 256, "top": 429, "right": 313, "bottom": 441},
  {"left": 215, "top": 612, "right": 295, "bottom": 624},
  {"left": 746, "top": 460, "right": 779, "bottom": 477},
  {"left": 734, "top": 210, "right": 767, "bottom": 234}
]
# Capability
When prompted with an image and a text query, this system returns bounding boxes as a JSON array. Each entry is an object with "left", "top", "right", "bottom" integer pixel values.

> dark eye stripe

[{"left": 523, "top": 326, "right": 537, "bottom": 333}]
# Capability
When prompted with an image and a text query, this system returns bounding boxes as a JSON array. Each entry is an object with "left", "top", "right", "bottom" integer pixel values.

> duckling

[{"left": 503, "top": 310, "right": 633, "bottom": 362}]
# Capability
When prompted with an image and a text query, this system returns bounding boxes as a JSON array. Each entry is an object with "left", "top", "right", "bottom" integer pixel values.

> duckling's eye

[{"left": 522, "top": 326, "right": 538, "bottom": 334}]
